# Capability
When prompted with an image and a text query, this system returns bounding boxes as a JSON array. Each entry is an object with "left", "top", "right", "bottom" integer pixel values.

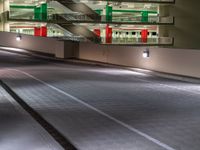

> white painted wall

[{"left": 79, "top": 42, "right": 200, "bottom": 78}]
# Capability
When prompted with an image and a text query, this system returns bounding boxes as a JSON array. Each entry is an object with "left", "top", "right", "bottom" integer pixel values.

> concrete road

[
  {"left": 0, "top": 80, "right": 63, "bottom": 150},
  {"left": 0, "top": 50, "right": 200, "bottom": 150}
]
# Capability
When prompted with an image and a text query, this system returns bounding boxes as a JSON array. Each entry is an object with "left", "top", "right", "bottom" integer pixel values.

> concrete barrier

[
  {"left": 0, "top": 31, "right": 79, "bottom": 59},
  {"left": 79, "top": 42, "right": 200, "bottom": 78}
]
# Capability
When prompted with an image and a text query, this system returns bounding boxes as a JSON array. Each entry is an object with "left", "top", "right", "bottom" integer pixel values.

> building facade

[{"left": 0, "top": 0, "right": 176, "bottom": 46}]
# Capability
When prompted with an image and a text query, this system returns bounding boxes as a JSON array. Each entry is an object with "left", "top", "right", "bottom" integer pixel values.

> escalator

[
  {"left": 49, "top": 0, "right": 100, "bottom": 20},
  {"left": 53, "top": 14, "right": 101, "bottom": 43}
]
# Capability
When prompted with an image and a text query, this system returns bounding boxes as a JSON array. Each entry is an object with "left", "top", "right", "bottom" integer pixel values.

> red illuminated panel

[
  {"left": 40, "top": 26, "right": 47, "bottom": 37},
  {"left": 34, "top": 27, "right": 40, "bottom": 36},
  {"left": 106, "top": 25, "right": 112, "bottom": 44},
  {"left": 141, "top": 29, "right": 148, "bottom": 43},
  {"left": 94, "top": 29, "right": 101, "bottom": 37}
]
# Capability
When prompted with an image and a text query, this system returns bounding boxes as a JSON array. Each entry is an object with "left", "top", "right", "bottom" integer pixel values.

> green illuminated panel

[
  {"left": 34, "top": 7, "right": 40, "bottom": 20},
  {"left": 106, "top": 5, "right": 112, "bottom": 21},
  {"left": 41, "top": 3, "right": 47, "bottom": 21},
  {"left": 34, "top": 3, "right": 47, "bottom": 21},
  {"left": 141, "top": 11, "right": 149, "bottom": 22},
  {"left": 10, "top": 5, "right": 36, "bottom": 9}
]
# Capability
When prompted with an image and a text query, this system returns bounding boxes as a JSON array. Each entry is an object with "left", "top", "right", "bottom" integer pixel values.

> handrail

[
  {"left": 49, "top": 14, "right": 174, "bottom": 24},
  {"left": 101, "top": 37, "right": 174, "bottom": 45}
]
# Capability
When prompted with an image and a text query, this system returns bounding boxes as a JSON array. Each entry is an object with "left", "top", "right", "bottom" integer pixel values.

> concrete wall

[
  {"left": 79, "top": 42, "right": 200, "bottom": 78},
  {"left": 0, "top": 32, "right": 57, "bottom": 54},
  {"left": 64, "top": 41, "right": 79, "bottom": 58},
  {"left": 168, "top": 0, "right": 200, "bottom": 49},
  {"left": 0, "top": 31, "right": 78, "bottom": 58}
]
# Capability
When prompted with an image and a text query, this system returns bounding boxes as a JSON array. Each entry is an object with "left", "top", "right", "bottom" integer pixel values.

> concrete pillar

[
  {"left": 0, "top": 23, "right": 3, "bottom": 31},
  {"left": 3, "top": 0, "right": 10, "bottom": 12},
  {"left": 0, "top": 1, "right": 3, "bottom": 31},
  {"left": 158, "top": 5, "right": 170, "bottom": 37},
  {"left": 159, "top": 5, "right": 170, "bottom": 17},
  {"left": 55, "top": 41, "right": 79, "bottom": 59},
  {"left": 0, "top": 0, "right": 10, "bottom": 32},
  {"left": 0, "top": 1, "right": 3, "bottom": 13},
  {"left": 3, "top": 22, "right": 9, "bottom": 31},
  {"left": 55, "top": 41, "right": 65, "bottom": 58},
  {"left": 158, "top": 26, "right": 169, "bottom": 37}
]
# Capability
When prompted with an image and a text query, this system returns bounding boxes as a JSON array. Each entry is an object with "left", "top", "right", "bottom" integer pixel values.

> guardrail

[
  {"left": 52, "top": 36, "right": 87, "bottom": 42},
  {"left": 49, "top": 14, "right": 174, "bottom": 24},
  {"left": 101, "top": 37, "right": 174, "bottom": 45},
  {"left": 7, "top": 11, "right": 174, "bottom": 25},
  {"left": 77, "top": 0, "right": 175, "bottom": 4}
]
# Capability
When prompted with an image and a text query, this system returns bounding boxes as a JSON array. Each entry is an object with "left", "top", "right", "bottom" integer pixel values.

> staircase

[
  {"left": 52, "top": 0, "right": 100, "bottom": 20},
  {"left": 53, "top": 14, "right": 101, "bottom": 43}
]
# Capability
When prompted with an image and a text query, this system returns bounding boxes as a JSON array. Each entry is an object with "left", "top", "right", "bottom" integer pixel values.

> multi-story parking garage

[
  {"left": 1, "top": 0, "right": 175, "bottom": 45},
  {"left": 0, "top": 0, "right": 200, "bottom": 150}
]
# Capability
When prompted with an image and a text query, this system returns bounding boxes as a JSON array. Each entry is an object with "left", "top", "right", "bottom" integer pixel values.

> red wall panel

[
  {"left": 141, "top": 29, "right": 148, "bottom": 43},
  {"left": 106, "top": 25, "right": 112, "bottom": 44},
  {"left": 34, "top": 27, "right": 40, "bottom": 36},
  {"left": 40, "top": 26, "right": 47, "bottom": 37},
  {"left": 94, "top": 29, "right": 101, "bottom": 37}
]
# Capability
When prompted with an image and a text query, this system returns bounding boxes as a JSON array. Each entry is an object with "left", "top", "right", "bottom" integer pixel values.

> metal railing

[
  {"left": 7, "top": 10, "right": 174, "bottom": 25},
  {"left": 53, "top": 36, "right": 87, "bottom": 41},
  {"left": 101, "top": 37, "right": 174, "bottom": 45},
  {"left": 102, "top": 15, "right": 174, "bottom": 24},
  {"left": 49, "top": 14, "right": 174, "bottom": 24},
  {"left": 74, "top": 0, "right": 175, "bottom": 3}
]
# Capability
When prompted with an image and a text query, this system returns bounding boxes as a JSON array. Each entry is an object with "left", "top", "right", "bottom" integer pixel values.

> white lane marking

[{"left": 4, "top": 68, "right": 176, "bottom": 150}]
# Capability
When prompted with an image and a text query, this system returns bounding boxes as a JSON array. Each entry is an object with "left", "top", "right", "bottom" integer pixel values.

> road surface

[{"left": 0, "top": 50, "right": 200, "bottom": 150}]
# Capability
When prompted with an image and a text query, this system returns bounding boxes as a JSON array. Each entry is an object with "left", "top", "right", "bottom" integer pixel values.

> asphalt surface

[{"left": 0, "top": 50, "right": 200, "bottom": 150}]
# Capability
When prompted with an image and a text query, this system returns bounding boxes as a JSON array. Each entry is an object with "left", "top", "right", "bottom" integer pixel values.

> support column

[
  {"left": 3, "top": 0, "right": 9, "bottom": 12},
  {"left": 106, "top": 24, "right": 112, "bottom": 44},
  {"left": 34, "top": 26, "right": 47, "bottom": 37},
  {"left": 40, "top": 3, "right": 47, "bottom": 21},
  {"left": 40, "top": 26, "right": 47, "bottom": 37},
  {"left": 34, "top": 7, "right": 40, "bottom": 20},
  {"left": 0, "top": 1, "right": 3, "bottom": 13},
  {"left": 158, "top": 5, "right": 170, "bottom": 37},
  {"left": 94, "top": 29, "right": 101, "bottom": 37},
  {"left": 141, "top": 11, "right": 149, "bottom": 22},
  {"left": 0, "top": 0, "right": 10, "bottom": 32},
  {"left": 34, "top": 3, "right": 47, "bottom": 21},
  {"left": 106, "top": 5, "right": 112, "bottom": 22},
  {"left": 141, "top": 29, "right": 148, "bottom": 43},
  {"left": 34, "top": 27, "right": 41, "bottom": 36}
]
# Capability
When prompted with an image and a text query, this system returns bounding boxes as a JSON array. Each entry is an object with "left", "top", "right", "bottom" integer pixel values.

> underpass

[{"left": 1, "top": 50, "right": 200, "bottom": 150}]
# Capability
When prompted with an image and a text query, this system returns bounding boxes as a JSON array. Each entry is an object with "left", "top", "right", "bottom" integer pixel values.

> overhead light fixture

[
  {"left": 143, "top": 48, "right": 150, "bottom": 58},
  {"left": 16, "top": 33, "right": 22, "bottom": 42}
]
